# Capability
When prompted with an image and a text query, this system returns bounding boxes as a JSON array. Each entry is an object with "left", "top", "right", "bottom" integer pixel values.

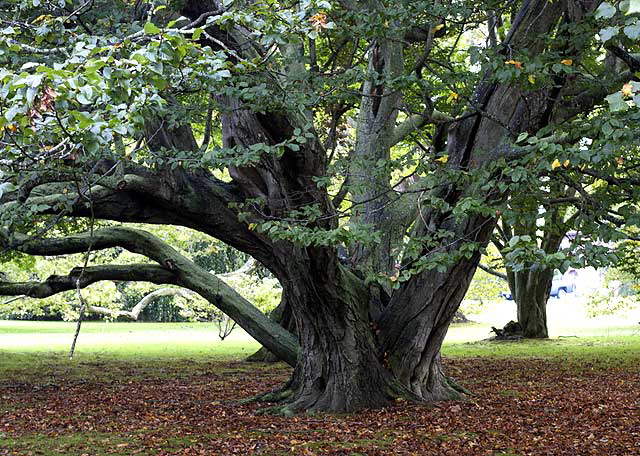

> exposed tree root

[{"left": 446, "top": 376, "right": 475, "bottom": 397}]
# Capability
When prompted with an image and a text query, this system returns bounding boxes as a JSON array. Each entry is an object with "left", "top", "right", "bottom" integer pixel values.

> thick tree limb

[
  {"left": 605, "top": 45, "right": 640, "bottom": 72},
  {"left": 380, "top": 0, "right": 599, "bottom": 387},
  {"left": 85, "top": 258, "right": 256, "bottom": 326},
  {"left": 390, "top": 110, "right": 452, "bottom": 146},
  {"left": 84, "top": 258, "right": 256, "bottom": 319},
  {"left": 0, "top": 227, "right": 299, "bottom": 366},
  {"left": 0, "top": 264, "right": 178, "bottom": 298},
  {"left": 554, "top": 71, "right": 634, "bottom": 123},
  {"left": 2, "top": 165, "right": 281, "bottom": 273}
]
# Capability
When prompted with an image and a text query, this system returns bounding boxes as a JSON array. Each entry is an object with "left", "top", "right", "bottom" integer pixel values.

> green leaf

[
  {"left": 76, "top": 92, "right": 92, "bottom": 105},
  {"left": 72, "top": 111, "right": 93, "bottom": 128},
  {"left": 144, "top": 22, "right": 161, "bottom": 35},
  {"left": 623, "top": 22, "right": 640, "bottom": 39},
  {"left": 20, "top": 62, "right": 39, "bottom": 71},
  {"left": 596, "top": 2, "right": 617, "bottom": 19},
  {"left": 605, "top": 91, "right": 629, "bottom": 112},
  {"left": 0, "top": 182, "right": 16, "bottom": 198},
  {"left": 4, "top": 104, "right": 21, "bottom": 122},
  {"left": 599, "top": 26, "right": 620, "bottom": 42}
]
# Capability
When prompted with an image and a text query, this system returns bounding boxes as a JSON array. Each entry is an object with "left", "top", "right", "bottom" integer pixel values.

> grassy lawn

[
  {"left": 1, "top": 319, "right": 639, "bottom": 455},
  {"left": 1, "top": 319, "right": 639, "bottom": 377}
]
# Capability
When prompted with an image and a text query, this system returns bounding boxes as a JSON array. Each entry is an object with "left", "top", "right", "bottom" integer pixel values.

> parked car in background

[
  {"left": 551, "top": 270, "right": 576, "bottom": 299},
  {"left": 500, "top": 270, "right": 577, "bottom": 301}
]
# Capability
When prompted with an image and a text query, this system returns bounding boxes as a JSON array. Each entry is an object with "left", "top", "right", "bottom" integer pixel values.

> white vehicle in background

[
  {"left": 500, "top": 270, "right": 577, "bottom": 300},
  {"left": 550, "top": 270, "right": 577, "bottom": 299}
]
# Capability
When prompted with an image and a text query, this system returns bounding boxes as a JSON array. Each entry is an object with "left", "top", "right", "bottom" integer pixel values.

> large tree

[{"left": 2, "top": 0, "right": 640, "bottom": 413}]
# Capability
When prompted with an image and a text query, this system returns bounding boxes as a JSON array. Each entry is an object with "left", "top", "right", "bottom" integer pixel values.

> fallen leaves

[{"left": 0, "top": 358, "right": 638, "bottom": 455}]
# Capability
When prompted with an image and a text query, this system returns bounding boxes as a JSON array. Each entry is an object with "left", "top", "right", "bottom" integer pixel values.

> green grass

[
  {"left": 0, "top": 320, "right": 259, "bottom": 355},
  {"left": 0, "top": 432, "right": 133, "bottom": 456},
  {"left": 1, "top": 320, "right": 639, "bottom": 380},
  {"left": 0, "top": 320, "right": 223, "bottom": 334},
  {"left": 1, "top": 320, "right": 638, "bottom": 456},
  {"left": 0, "top": 320, "right": 261, "bottom": 382},
  {"left": 0, "top": 431, "right": 232, "bottom": 455},
  {"left": 442, "top": 322, "right": 640, "bottom": 365}
]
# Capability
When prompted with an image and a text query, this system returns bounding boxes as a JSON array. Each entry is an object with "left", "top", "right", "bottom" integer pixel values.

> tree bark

[
  {"left": 0, "top": 0, "right": 608, "bottom": 415},
  {"left": 246, "top": 291, "right": 295, "bottom": 363},
  {"left": 509, "top": 269, "right": 553, "bottom": 338},
  {"left": 275, "top": 255, "right": 407, "bottom": 413},
  {"left": 502, "top": 193, "right": 567, "bottom": 339},
  {"left": 381, "top": 215, "right": 496, "bottom": 400}
]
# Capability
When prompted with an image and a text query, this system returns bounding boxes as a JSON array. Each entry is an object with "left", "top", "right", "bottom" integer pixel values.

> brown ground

[{"left": 1, "top": 357, "right": 638, "bottom": 455}]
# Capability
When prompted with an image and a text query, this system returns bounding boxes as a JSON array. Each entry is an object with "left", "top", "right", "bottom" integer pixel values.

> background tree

[
  {"left": 2, "top": 0, "right": 640, "bottom": 414},
  {"left": 585, "top": 240, "right": 640, "bottom": 316}
]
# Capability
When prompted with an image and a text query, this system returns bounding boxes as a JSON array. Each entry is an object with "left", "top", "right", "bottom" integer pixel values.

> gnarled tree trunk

[
  {"left": 280, "top": 256, "right": 402, "bottom": 413},
  {"left": 381, "top": 216, "right": 496, "bottom": 400}
]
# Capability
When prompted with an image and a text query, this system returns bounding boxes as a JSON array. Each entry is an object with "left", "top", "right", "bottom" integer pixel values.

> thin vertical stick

[
  {"left": 69, "top": 279, "right": 87, "bottom": 360},
  {"left": 68, "top": 175, "right": 95, "bottom": 360}
]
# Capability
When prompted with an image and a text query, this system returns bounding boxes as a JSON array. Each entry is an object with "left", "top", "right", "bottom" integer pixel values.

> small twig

[
  {"left": 69, "top": 177, "right": 96, "bottom": 360},
  {"left": 478, "top": 263, "right": 507, "bottom": 281},
  {"left": 2, "top": 295, "right": 26, "bottom": 305},
  {"left": 69, "top": 279, "right": 87, "bottom": 360}
]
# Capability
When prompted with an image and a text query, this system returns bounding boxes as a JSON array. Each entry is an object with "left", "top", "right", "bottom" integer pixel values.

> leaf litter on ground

[{"left": 0, "top": 357, "right": 638, "bottom": 455}]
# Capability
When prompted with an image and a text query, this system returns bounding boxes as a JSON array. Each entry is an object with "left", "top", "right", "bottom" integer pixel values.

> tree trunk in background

[
  {"left": 503, "top": 210, "right": 565, "bottom": 339},
  {"left": 508, "top": 268, "right": 554, "bottom": 338}
]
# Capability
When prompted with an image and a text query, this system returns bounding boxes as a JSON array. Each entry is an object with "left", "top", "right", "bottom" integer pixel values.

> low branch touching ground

[{"left": 0, "top": 227, "right": 300, "bottom": 366}]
